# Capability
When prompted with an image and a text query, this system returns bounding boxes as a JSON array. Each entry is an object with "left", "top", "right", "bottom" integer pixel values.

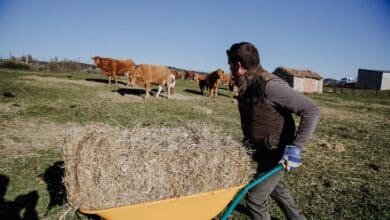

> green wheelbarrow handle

[{"left": 220, "top": 164, "right": 284, "bottom": 220}]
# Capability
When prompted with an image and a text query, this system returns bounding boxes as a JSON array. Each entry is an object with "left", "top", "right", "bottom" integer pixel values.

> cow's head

[
  {"left": 216, "top": 68, "right": 224, "bottom": 78},
  {"left": 91, "top": 56, "right": 101, "bottom": 65},
  {"left": 128, "top": 66, "right": 141, "bottom": 87}
]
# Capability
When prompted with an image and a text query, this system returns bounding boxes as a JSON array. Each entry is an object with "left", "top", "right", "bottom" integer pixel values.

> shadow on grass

[
  {"left": 40, "top": 161, "right": 66, "bottom": 215},
  {"left": 40, "top": 161, "right": 101, "bottom": 219},
  {"left": 115, "top": 88, "right": 175, "bottom": 98},
  {"left": 115, "top": 88, "right": 146, "bottom": 97},
  {"left": 85, "top": 78, "right": 127, "bottom": 86},
  {"left": 183, "top": 89, "right": 203, "bottom": 96},
  {"left": 216, "top": 92, "right": 231, "bottom": 98},
  {"left": 0, "top": 175, "right": 39, "bottom": 220},
  {"left": 184, "top": 88, "right": 231, "bottom": 98}
]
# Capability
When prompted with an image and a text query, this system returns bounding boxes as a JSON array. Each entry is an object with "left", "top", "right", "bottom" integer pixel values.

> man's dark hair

[{"left": 226, "top": 42, "right": 261, "bottom": 70}]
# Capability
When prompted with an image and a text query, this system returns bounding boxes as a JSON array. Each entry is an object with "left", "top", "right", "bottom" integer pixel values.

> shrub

[{"left": 0, "top": 60, "right": 30, "bottom": 70}]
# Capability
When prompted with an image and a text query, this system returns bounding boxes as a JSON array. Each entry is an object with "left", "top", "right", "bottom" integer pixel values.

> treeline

[{"left": 0, "top": 56, "right": 94, "bottom": 73}]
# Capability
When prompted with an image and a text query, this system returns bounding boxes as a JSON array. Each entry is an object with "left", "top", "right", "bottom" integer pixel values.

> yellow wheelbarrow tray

[
  {"left": 79, "top": 164, "right": 284, "bottom": 220},
  {"left": 79, "top": 183, "right": 246, "bottom": 220}
]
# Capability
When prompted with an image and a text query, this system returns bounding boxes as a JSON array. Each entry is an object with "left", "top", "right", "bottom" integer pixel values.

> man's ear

[
  {"left": 236, "top": 62, "right": 242, "bottom": 70},
  {"left": 231, "top": 61, "right": 240, "bottom": 72}
]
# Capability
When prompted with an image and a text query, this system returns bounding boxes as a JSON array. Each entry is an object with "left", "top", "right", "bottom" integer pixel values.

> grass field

[{"left": 0, "top": 69, "right": 389, "bottom": 220}]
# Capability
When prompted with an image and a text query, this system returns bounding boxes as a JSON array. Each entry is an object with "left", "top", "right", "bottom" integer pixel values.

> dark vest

[{"left": 237, "top": 70, "right": 296, "bottom": 170}]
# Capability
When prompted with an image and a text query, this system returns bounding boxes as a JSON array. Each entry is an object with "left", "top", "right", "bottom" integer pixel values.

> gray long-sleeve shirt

[{"left": 265, "top": 78, "right": 320, "bottom": 147}]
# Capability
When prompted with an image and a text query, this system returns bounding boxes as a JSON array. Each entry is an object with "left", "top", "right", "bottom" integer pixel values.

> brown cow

[
  {"left": 184, "top": 71, "right": 198, "bottom": 81},
  {"left": 228, "top": 79, "right": 239, "bottom": 99},
  {"left": 221, "top": 73, "right": 231, "bottom": 85},
  {"left": 129, "top": 64, "right": 175, "bottom": 98},
  {"left": 194, "top": 73, "right": 206, "bottom": 86},
  {"left": 170, "top": 69, "right": 181, "bottom": 80},
  {"left": 204, "top": 68, "right": 224, "bottom": 98},
  {"left": 92, "top": 56, "right": 136, "bottom": 85}
]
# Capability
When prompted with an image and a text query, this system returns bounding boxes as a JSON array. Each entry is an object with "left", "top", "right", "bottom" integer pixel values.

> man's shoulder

[
  {"left": 265, "top": 75, "right": 291, "bottom": 89},
  {"left": 258, "top": 71, "right": 278, "bottom": 82}
]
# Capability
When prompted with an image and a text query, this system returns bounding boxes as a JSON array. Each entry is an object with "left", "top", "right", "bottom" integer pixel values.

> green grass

[{"left": 0, "top": 69, "right": 389, "bottom": 219}]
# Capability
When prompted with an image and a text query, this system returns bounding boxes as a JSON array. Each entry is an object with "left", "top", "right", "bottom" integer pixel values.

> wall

[
  {"left": 293, "top": 77, "right": 322, "bottom": 93},
  {"left": 357, "top": 69, "right": 382, "bottom": 89},
  {"left": 381, "top": 72, "right": 390, "bottom": 90}
]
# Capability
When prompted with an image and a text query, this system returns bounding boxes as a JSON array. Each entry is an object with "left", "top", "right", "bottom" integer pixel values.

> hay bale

[{"left": 63, "top": 123, "right": 255, "bottom": 209}]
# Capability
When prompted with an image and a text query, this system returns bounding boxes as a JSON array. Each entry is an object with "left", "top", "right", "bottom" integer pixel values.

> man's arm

[{"left": 265, "top": 78, "right": 320, "bottom": 147}]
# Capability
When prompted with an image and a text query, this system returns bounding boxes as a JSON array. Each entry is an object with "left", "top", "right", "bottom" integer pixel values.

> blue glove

[{"left": 282, "top": 145, "right": 302, "bottom": 171}]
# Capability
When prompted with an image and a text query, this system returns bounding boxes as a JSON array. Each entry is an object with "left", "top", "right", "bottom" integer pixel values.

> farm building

[
  {"left": 272, "top": 67, "right": 323, "bottom": 93},
  {"left": 357, "top": 68, "right": 390, "bottom": 90}
]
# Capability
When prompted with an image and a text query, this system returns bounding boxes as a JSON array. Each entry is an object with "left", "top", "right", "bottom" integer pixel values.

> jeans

[{"left": 246, "top": 171, "right": 306, "bottom": 220}]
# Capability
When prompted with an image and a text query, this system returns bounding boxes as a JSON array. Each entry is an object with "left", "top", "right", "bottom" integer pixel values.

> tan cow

[
  {"left": 92, "top": 56, "right": 136, "bottom": 85},
  {"left": 221, "top": 73, "right": 231, "bottom": 85},
  {"left": 204, "top": 68, "right": 224, "bottom": 98},
  {"left": 129, "top": 64, "right": 175, "bottom": 98},
  {"left": 194, "top": 73, "right": 206, "bottom": 86}
]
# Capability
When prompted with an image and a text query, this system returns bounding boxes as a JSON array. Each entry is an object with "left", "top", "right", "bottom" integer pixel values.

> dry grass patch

[
  {"left": 0, "top": 118, "right": 81, "bottom": 155},
  {"left": 63, "top": 123, "right": 256, "bottom": 209},
  {"left": 19, "top": 76, "right": 105, "bottom": 88},
  {"left": 192, "top": 105, "right": 213, "bottom": 114},
  {"left": 0, "top": 102, "right": 25, "bottom": 114}
]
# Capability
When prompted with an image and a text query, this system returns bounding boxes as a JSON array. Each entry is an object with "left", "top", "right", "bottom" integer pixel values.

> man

[{"left": 226, "top": 42, "right": 320, "bottom": 220}]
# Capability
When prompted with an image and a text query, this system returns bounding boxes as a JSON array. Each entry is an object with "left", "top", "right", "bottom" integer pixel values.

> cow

[
  {"left": 194, "top": 73, "right": 206, "bottom": 86},
  {"left": 228, "top": 79, "right": 239, "bottom": 99},
  {"left": 184, "top": 71, "right": 198, "bottom": 81},
  {"left": 170, "top": 69, "right": 181, "bottom": 80},
  {"left": 203, "top": 68, "right": 224, "bottom": 98},
  {"left": 129, "top": 64, "right": 175, "bottom": 98},
  {"left": 92, "top": 56, "right": 136, "bottom": 86},
  {"left": 221, "top": 73, "right": 231, "bottom": 86}
]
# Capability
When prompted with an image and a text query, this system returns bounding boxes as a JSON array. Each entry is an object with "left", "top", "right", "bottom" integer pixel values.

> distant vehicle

[
  {"left": 324, "top": 78, "right": 338, "bottom": 86},
  {"left": 338, "top": 77, "right": 356, "bottom": 87}
]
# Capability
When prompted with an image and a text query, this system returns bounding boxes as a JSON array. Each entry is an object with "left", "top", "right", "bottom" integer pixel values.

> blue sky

[{"left": 0, "top": 0, "right": 389, "bottom": 79}]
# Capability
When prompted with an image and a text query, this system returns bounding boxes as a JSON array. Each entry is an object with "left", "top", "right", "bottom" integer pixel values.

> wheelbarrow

[{"left": 79, "top": 164, "right": 284, "bottom": 220}]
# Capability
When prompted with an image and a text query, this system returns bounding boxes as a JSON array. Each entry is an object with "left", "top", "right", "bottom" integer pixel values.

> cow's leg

[
  {"left": 156, "top": 84, "right": 163, "bottom": 98},
  {"left": 108, "top": 76, "right": 112, "bottom": 85},
  {"left": 112, "top": 63, "right": 118, "bottom": 85},
  {"left": 125, "top": 71, "right": 130, "bottom": 86},
  {"left": 114, "top": 74, "right": 118, "bottom": 85},
  {"left": 144, "top": 83, "right": 150, "bottom": 98},
  {"left": 167, "top": 84, "right": 171, "bottom": 98}
]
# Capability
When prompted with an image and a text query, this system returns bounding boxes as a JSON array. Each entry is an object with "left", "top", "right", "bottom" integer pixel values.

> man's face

[
  {"left": 228, "top": 59, "right": 240, "bottom": 80},
  {"left": 228, "top": 59, "right": 238, "bottom": 76}
]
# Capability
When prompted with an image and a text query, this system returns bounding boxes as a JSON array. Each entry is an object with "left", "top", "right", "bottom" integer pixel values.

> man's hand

[{"left": 282, "top": 145, "right": 302, "bottom": 171}]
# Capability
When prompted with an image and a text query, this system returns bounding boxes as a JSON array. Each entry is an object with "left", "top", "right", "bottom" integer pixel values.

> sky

[{"left": 0, "top": 0, "right": 389, "bottom": 79}]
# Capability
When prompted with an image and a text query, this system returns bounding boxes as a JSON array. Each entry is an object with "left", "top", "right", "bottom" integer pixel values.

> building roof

[
  {"left": 273, "top": 66, "right": 323, "bottom": 80},
  {"left": 358, "top": 68, "right": 390, "bottom": 73}
]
